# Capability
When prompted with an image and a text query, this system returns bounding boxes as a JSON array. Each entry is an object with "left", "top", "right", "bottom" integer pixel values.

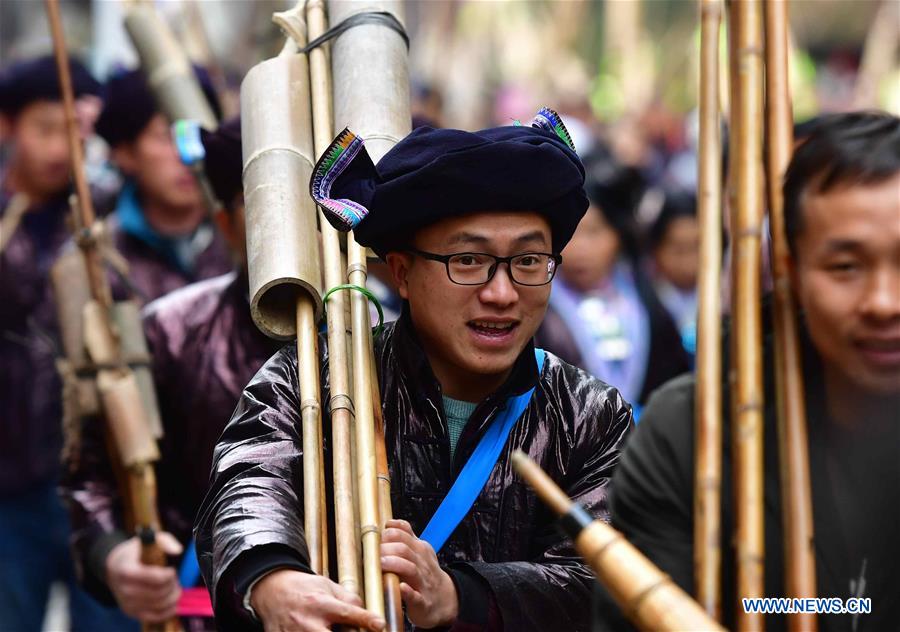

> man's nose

[
  {"left": 860, "top": 264, "right": 900, "bottom": 324},
  {"left": 478, "top": 263, "right": 519, "bottom": 308}
]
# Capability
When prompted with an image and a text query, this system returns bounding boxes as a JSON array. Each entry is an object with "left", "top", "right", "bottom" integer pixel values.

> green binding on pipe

[{"left": 322, "top": 283, "right": 385, "bottom": 338}]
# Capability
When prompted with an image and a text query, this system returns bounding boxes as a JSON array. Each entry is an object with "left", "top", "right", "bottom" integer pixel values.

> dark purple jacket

[
  {"left": 60, "top": 271, "right": 280, "bottom": 601},
  {"left": 0, "top": 190, "right": 70, "bottom": 494},
  {"left": 105, "top": 214, "right": 232, "bottom": 305},
  {"left": 195, "top": 310, "right": 633, "bottom": 631}
]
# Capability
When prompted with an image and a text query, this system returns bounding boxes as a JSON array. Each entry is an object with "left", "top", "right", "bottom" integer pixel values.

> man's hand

[
  {"left": 105, "top": 532, "right": 183, "bottom": 623},
  {"left": 380, "top": 519, "right": 458, "bottom": 628},
  {"left": 250, "top": 569, "right": 385, "bottom": 632}
]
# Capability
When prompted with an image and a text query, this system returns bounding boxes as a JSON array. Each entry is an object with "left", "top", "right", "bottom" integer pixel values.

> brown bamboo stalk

[
  {"left": 347, "top": 241, "right": 385, "bottom": 618},
  {"left": 370, "top": 354, "right": 404, "bottom": 631},
  {"left": 695, "top": 0, "right": 724, "bottom": 621},
  {"left": 305, "top": 0, "right": 361, "bottom": 598},
  {"left": 46, "top": 4, "right": 179, "bottom": 631},
  {"left": 296, "top": 297, "right": 326, "bottom": 575},
  {"left": 512, "top": 452, "right": 725, "bottom": 632},
  {"left": 730, "top": 1, "right": 766, "bottom": 629},
  {"left": 764, "top": 2, "right": 818, "bottom": 630}
]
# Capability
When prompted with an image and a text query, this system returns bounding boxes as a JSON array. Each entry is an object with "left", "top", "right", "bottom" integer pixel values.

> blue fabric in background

[{"left": 0, "top": 482, "right": 138, "bottom": 632}]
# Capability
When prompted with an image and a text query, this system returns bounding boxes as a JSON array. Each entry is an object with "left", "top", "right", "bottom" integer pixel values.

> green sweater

[{"left": 442, "top": 396, "right": 478, "bottom": 460}]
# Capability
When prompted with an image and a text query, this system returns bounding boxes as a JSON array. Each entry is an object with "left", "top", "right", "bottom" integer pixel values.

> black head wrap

[
  {"left": 310, "top": 108, "right": 588, "bottom": 257},
  {"left": 95, "top": 66, "right": 221, "bottom": 147},
  {"left": 0, "top": 55, "right": 100, "bottom": 116},
  {"left": 199, "top": 116, "right": 242, "bottom": 209}
]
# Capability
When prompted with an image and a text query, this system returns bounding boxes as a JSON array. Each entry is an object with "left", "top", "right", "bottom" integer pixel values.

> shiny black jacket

[{"left": 195, "top": 310, "right": 633, "bottom": 631}]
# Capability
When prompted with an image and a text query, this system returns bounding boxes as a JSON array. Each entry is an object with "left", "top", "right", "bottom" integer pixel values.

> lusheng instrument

[
  {"left": 240, "top": 1, "right": 408, "bottom": 627},
  {"left": 512, "top": 451, "right": 725, "bottom": 632},
  {"left": 44, "top": 2, "right": 181, "bottom": 632},
  {"left": 695, "top": 1, "right": 816, "bottom": 629}
]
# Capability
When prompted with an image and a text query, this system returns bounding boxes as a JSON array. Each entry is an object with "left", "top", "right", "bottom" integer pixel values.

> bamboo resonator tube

[
  {"left": 694, "top": 0, "right": 724, "bottom": 621},
  {"left": 328, "top": 0, "right": 410, "bottom": 625},
  {"left": 241, "top": 4, "right": 327, "bottom": 575},
  {"left": 763, "top": 2, "right": 818, "bottom": 629},
  {"left": 512, "top": 452, "right": 725, "bottom": 632}
]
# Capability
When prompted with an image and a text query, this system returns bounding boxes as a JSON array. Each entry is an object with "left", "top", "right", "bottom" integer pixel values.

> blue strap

[
  {"left": 178, "top": 538, "right": 202, "bottom": 588},
  {"left": 420, "top": 348, "right": 546, "bottom": 553}
]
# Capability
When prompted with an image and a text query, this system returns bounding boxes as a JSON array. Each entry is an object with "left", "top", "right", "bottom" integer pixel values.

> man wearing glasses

[{"left": 195, "top": 110, "right": 634, "bottom": 632}]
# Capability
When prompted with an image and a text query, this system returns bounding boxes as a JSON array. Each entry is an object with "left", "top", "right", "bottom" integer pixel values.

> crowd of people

[{"left": 0, "top": 39, "right": 897, "bottom": 632}]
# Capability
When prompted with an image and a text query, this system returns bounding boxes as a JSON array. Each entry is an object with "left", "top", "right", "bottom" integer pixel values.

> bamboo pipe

[
  {"left": 45, "top": 3, "right": 179, "bottom": 631},
  {"left": 305, "top": 0, "right": 361, "bottom": 598},
  {"left": 729, "top": 1, "right": 766, "bottom": 629},
  {"left": 371, "top": 354, "right": 404, "bottom": 630},
  {"left": 695, "top": 0, "right": 724, "bottom": 621},
  {"left": 347, "top": 243, "right": 385, "bottom": 618},
  {"left": 512, "top": 452, "right": 725, "bottom": 632},
  {"left": 764, "top": 2, "right": 818, "bottom": 630},
  {"left": 296, "top": 296, "right": 327, "bottom": 576}
]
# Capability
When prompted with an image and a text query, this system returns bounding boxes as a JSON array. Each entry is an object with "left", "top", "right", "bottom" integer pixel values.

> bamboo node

[
  {"left": 360, "top": 524, "right": 381, "bottom": 537},
  {"left": 300, "top": 398, "right": 321, "bottom": 414},
  {"left": 329, "top": 393, "right": 355, "bottom": 415},
  {"left": 347, "top": 262, "right": 368, "bottom": 277},
  {"left": 627, "top": 576, "right": 672, "bottom": 622}
]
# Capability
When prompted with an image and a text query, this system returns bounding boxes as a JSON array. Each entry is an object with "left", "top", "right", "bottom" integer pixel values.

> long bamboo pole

[
  {"left": 512, "top": 452, "right": 725, "bottom": 632},
  {"left": 695, "top": 0, "right": 724, "bottom": 621},
  {"left": 45, "top": 3, "right": 180, "bottom": 631},
  {"left": 730, "top": 1, "right": 766, "bottom": 629},
  {"left": 305, "top": 0, "right": 361, "bottom": 598},
  {"left": 764, "top": 3, "right": 818, "bottom": 630},
  {"left": 371, "top": 356, "right": 404, "bottom": 630},
  {"left": 347, "top": 242, "right": 385, "bottom": 619}
]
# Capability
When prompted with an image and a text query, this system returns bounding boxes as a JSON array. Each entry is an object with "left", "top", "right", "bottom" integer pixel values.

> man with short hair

[
  {"left": 196, "top": 110, "right": 633, "bottom": 631},
  {"left": 62, "top": 117, "right": 279, "bottom": 628},
  {"left": 94, "top": 68, "right": 231, "bottom": 303},
  {"left": 0, "top": 54, "right": 132, "bottom": 631},
  {"left": 602, "top": 111, "right": 900, "bottom": 631}
]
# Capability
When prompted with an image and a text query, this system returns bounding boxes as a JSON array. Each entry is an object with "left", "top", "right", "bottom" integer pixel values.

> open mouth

[{"left": 467, "top": 319, "right": 520, "bottom": 340}]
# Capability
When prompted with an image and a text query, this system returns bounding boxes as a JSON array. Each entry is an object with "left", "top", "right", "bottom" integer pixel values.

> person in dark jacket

[
  {"left": 195, "top": 109, "right": 633, "bottom": 631},
  {"left": 536, "top": 149, "right": 690, "bottom": 410},
  {"left": 0, "top": 54, "right": 132, "bottom": 632},
  {"left": 61, "top": 118, "right": 279, "bottom": 628},
  {"left": 602, "top": 111, "right": 900, "bottom": 631},
  {"left": 94, "top": 68, "right": 231, "bottom": 304}
]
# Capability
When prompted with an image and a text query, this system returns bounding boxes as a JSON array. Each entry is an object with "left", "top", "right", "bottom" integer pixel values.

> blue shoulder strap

[{"left": 420, "top": 348, "right": 546, "bottom": 553}]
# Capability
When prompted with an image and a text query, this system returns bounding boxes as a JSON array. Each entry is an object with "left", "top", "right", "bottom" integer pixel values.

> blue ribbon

[{"left": 420, "top": 348, "right": 546, "bottom": 553}]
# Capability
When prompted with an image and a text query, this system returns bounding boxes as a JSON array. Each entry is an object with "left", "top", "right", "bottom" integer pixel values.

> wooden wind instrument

[
  {"left": 44, "top": 2, "right": 180, "bottom": 632},
  {"left": 324, "top": 1, "right": 411, "bottom": 626},
  {"left": 763, "top": 2, "right": 818, "bottom": 630},
  {"left": 304, "top": 0, "right": 361, "bottom": 600},
  {"left": 694, "top": 0, "right": 724, "bottom": 621},
  {"left": 512, "top": 452, "right": 725, "bottom": 632},
  {"left": 240, "top": 1, "right": 328, "bottom": 577},
  {"left": 727, "top": 1, "right": 767, "bottom": 630}
]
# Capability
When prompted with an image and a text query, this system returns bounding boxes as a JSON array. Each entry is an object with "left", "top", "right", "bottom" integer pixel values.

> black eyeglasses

[{"left": 408, "top": 249, "right": 562, "bottom": 286}]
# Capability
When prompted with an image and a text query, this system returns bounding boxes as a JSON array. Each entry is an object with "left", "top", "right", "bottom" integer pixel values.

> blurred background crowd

[{"left": 1, "top": 0, "right": 897, "bottom": 629}]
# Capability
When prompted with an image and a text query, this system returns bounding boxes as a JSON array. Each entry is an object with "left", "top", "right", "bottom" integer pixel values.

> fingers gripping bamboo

[
  {"left": 763, "top": 2, "right": 818, "bottom": 629},
  {"left": 512, "top": 452, "right": 725, "bottom": 632},
  {"left": 695, "top": 0, "right": 724, "bottom": 621}
]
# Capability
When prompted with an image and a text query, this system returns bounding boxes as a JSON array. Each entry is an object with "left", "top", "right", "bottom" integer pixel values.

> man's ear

[
  {"left": 385, "top": 251, "right": 413, "bottom": 300},
  {"left": 110, "top": 143, "right": 138, "bottom": 176}
]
